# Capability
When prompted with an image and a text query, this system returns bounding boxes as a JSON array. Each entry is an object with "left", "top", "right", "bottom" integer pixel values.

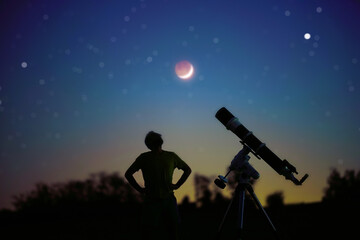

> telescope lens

[{"left": 215, "top": 107, "right": 235, "bottom": 127}]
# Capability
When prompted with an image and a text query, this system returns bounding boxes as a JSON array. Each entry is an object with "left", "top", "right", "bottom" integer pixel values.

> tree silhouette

[
  {"left": 266, "top": 191, "right": 284, "bottom": 209},
  {"left": 323, "top": 168, "right": 360, "bottom": 203},
  {"left": 12, "top": 172, "right": 141, "bottom": 212},
  {"left": 194, "top": 173, "right": 212, "bottom": 208},
  {"left": 179, "top": 195, "right": 196, "bottom": 212},
  {"left": 213, "top": 192, "right": 228, "bottom": 208}
]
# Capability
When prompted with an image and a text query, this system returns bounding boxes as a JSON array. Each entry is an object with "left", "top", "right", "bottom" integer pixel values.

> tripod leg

[
  {"left": 237, "top": 188, "right": 246, "bottom": 239},
  {"left": 216, "top": 195, "right": 234, "bottom": 239},
  {"left": 246, "top": 185, "right": 279, "bottom": 239}
]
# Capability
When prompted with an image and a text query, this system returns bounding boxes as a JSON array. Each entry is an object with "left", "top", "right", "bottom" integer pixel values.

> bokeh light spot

[{"left": 21, "top": 62, "right": 28, "bottom": 68}]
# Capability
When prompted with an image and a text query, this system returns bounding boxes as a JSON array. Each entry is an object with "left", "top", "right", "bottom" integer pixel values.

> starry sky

[{"left": 1, "top": 0, "right": 360, "bottom": 210}]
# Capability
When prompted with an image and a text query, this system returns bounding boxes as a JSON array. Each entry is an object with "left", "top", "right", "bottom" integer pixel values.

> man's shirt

[{"left": 128, "top": 151, "right": 188, "bottom": 199}]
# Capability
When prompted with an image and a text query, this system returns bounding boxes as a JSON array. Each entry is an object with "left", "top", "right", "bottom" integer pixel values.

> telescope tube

[{"left": 216, "top": 107, "right": 308, "bottom": 184}]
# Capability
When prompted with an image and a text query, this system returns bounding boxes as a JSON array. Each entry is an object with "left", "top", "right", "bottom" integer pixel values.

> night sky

[{"left": 1, "top": 0, "right": 360, "bottom": 210}]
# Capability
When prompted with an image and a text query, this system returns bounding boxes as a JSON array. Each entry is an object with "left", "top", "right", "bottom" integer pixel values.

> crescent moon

[{"left": 178, "top": 64, "right": 194, "bottom": 79}]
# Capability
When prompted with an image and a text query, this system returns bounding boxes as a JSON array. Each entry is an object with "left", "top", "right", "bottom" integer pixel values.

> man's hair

[{"left": 145, "top": 131, "right": 163, "bottom": 151}]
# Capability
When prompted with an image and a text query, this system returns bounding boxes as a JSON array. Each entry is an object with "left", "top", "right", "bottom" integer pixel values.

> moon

[{"left": 175, "top": 61, "right": 194, "bottom": 80}]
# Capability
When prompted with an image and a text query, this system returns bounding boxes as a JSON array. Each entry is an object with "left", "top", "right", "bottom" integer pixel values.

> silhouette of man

[{"left": 125, "top": 131, "right": 192, "bottom": 240}]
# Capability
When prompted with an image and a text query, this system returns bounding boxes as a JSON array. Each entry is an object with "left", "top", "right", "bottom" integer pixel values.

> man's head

[{"left": 145, "top": 131, "right": 163, "bottom": 151}]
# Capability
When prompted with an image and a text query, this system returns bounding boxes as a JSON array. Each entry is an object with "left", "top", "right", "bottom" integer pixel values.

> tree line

[{"left": 6, "top": 168, "right": 360, "bottom": 213}]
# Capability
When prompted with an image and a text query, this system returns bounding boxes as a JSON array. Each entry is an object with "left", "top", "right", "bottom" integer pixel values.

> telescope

[
  {"left": 215, "top": 107, "right": 308, "bottom": 186},
  {"left": 214, "top": 107, "right": 308, "bottom": 239}
]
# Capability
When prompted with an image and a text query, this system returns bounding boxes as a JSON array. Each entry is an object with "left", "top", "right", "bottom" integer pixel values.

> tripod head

[{"left": 215, "top": 144, "right": 259, "bottom": 189}]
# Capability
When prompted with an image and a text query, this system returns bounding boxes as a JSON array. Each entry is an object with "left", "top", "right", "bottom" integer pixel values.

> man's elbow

[
  {"left": 125, "top": 170, "right": 132, "bottom": 180},
  {"left": 186, "top": 166, "right": 192, "bottom": 175}
]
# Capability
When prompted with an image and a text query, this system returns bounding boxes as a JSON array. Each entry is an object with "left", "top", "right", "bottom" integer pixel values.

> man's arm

[
  {"left": 172, "top": 164, "right": 192, "bottom": 190},
  {"left": 125, "top": 165, "right": 145, "bottom": 194}
]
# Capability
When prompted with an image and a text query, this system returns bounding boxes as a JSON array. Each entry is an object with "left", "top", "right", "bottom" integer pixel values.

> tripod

[{"left": 216, "top": 174, "right": 279, "bottom": 240}]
